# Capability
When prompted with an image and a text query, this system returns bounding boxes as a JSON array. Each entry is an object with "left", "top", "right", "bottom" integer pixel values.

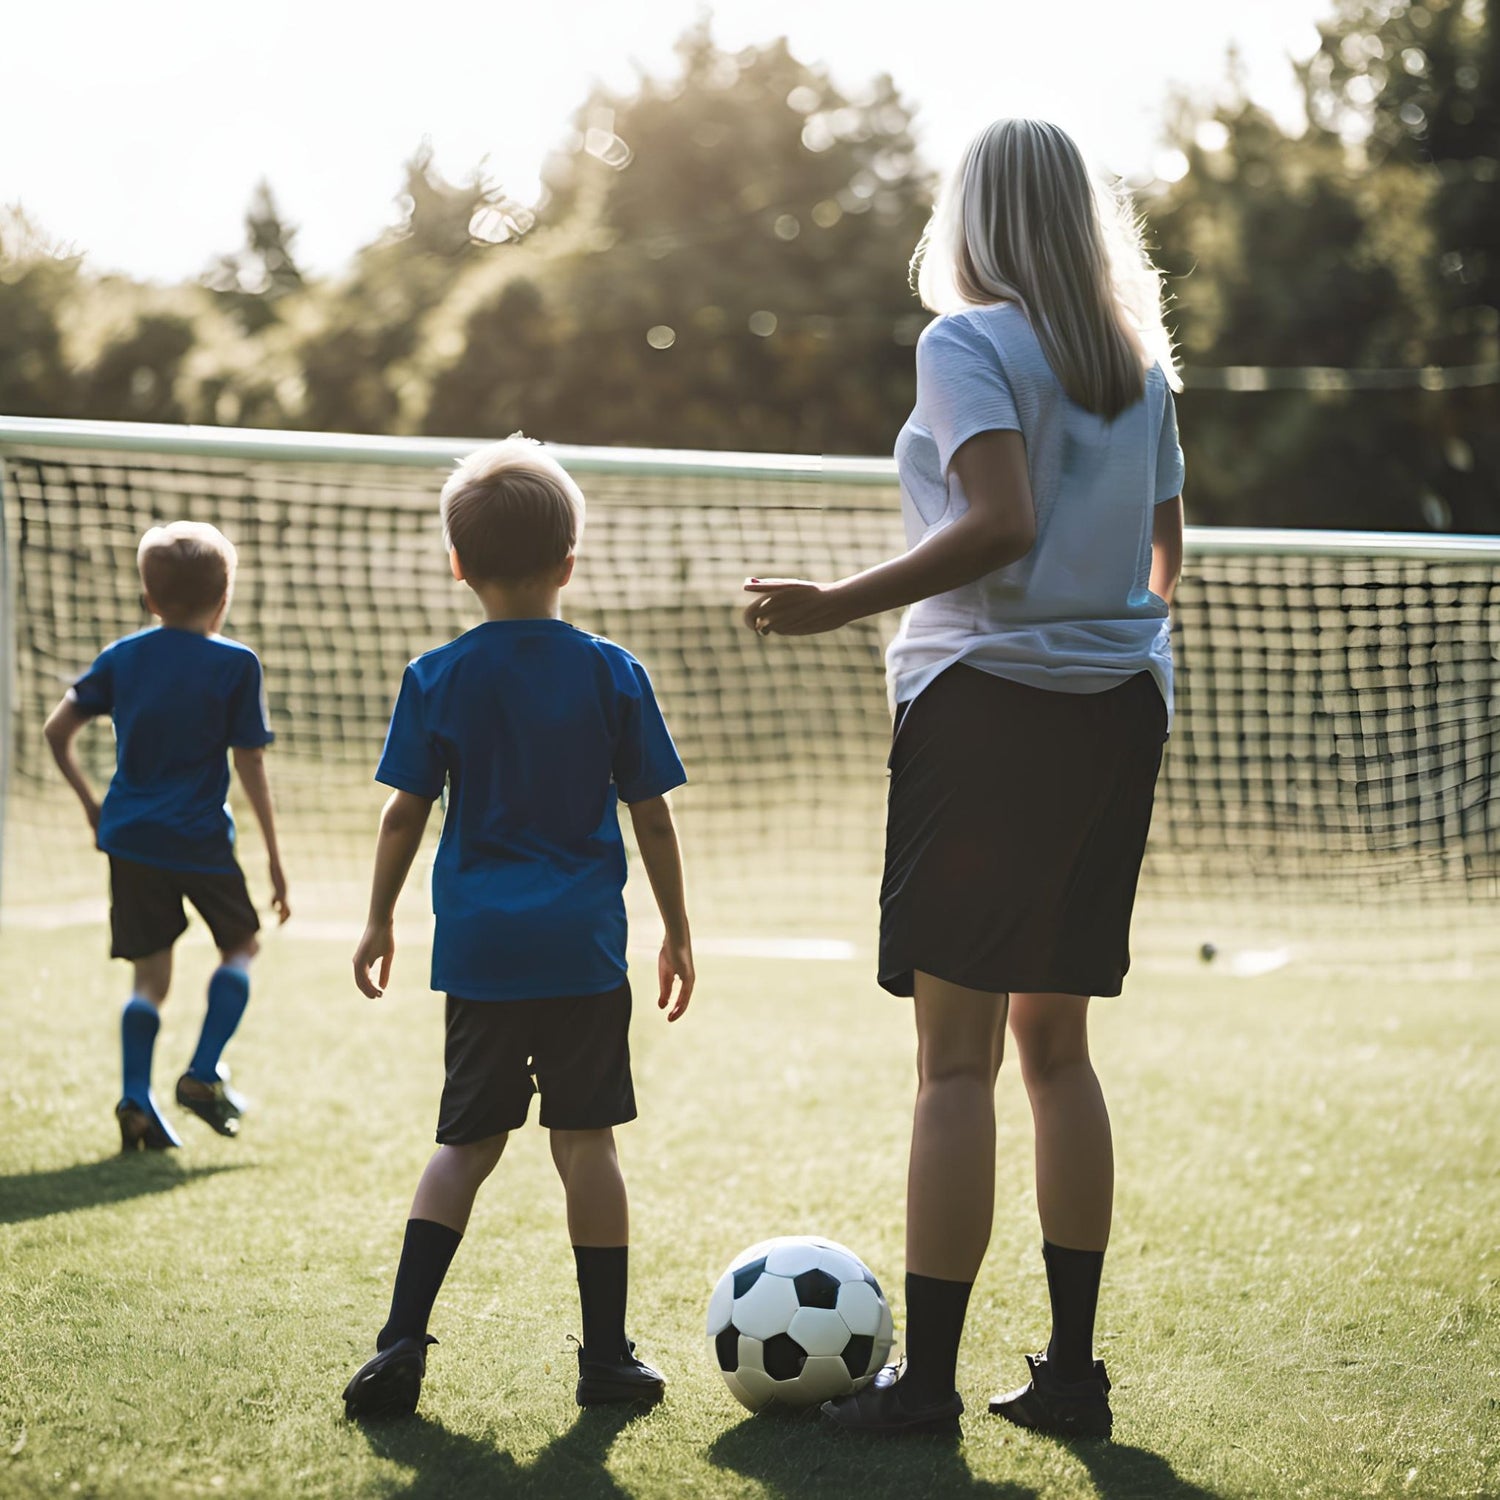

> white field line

[{"left": 0, "top": 902, "right": 859, "bottom": 963}]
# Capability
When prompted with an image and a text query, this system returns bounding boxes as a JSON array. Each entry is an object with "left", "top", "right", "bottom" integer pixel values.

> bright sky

[{"left": 1, "top": 0, "right": 1329, "bottom": 283}]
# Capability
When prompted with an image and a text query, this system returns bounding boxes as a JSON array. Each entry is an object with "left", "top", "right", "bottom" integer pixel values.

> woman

[{"left": 744, "top": 117, "right": 1184, "bottom": 1440}]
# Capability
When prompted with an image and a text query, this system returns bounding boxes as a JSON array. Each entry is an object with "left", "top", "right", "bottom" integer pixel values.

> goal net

[{"left": 3, "top": 418, "right": 1497, "bottom": 965}]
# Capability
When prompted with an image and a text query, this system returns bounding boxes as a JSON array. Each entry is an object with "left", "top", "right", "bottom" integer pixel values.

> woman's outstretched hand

[{"left": 742, "top": 577, "right": 853, "bottom": 637}]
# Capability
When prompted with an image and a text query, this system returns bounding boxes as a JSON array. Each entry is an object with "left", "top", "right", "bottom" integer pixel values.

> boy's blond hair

[
  {"left": 137, "top": 521, "right": 237, "bottom": 618},
  {"left": 440, "top": 438, "right": 585, "bottom": 584}
]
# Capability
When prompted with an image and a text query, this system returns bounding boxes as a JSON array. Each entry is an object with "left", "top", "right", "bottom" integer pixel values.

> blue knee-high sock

[
  {"left": 188, "top": 965, "right": 251, "bottom": 1083},
  {"left": 121, "top": 995, "right": 160, "bottom": 1109}
]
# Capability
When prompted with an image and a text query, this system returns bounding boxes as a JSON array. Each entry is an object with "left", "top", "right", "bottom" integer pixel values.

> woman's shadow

[
  {"left": 356, "top": 1404, "right": 647, "bottom": 1500},
  {"left": 708, "top": 1410, "right": 1229, "bottom": 1500}
]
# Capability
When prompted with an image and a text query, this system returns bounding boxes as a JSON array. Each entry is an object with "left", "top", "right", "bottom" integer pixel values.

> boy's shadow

[
  {"left": 0, "top": 1156, "right": 246, "bottom": 1226},
  {"left": 359, "top": 1404, "right": 645, "bottom": 1500},
  {"left": 708, "top": 1409, "right": 1038, "bottom": 1500}
]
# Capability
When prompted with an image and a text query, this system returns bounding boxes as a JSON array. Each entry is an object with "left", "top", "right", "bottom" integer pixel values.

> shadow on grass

[
  {"left": 0, "top": 1155, "right": 249, "bottom": 1226},
  {"left": 708, "top": 1407, "right": 1039, "bottom": 1499},
  {"left": 359, "top": 1404, "right": 646, "bottom": 1500},
  {"left": 1072, "top": 1440, "right": 1228, "bottom": 1500}
]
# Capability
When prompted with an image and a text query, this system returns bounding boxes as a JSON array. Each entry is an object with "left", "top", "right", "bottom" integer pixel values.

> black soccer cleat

[
  {"left": 342, "top": 1335, "right": 437, "bottom": 1421},
  {"left": 175, "top": 1072, "right": 244, "bottom": 1138},
  {"left": 116, "top": 1099, "right": 181, "bottom": 1152},
  {"left": 821, "top": 1361, "right": 963, "bottom": 1439},
  {"left": 988, "top": 1352, "right": 1113, "bottom": 1440},
  {"left": 574, "top": 1340, "right": 666, "bottom": 1408}
]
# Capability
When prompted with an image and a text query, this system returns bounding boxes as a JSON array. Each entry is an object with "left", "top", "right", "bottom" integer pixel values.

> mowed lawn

[{"left": 0, "top": 924, "right": 1496, "bottom": 1500}]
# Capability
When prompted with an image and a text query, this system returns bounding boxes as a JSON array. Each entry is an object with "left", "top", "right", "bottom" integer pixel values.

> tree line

[{"left": 1, "top": 2, "right": 1495, "bottom": 530}]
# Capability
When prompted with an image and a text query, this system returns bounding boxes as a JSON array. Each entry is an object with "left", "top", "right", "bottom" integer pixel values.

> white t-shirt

[{"left": 886, "top": 303, "right": 1185, "bottom": 721}]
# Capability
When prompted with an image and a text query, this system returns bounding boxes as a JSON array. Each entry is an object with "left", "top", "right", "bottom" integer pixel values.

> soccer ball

[{"left": 707, "top": 1236, "right": 895, "bottom": 1412}]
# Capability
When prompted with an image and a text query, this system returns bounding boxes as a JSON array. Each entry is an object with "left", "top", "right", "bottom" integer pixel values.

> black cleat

[
  {"left": 116, "top": 1099, "right": 181, "bottom": 1152},
  {"left": 342, "top": 1335, "right": 437, "bottom": 1421},
  {"left": 175, "top": 1072, "right": 244, "bottom": 1138},
  {"left": 575, "top": 1340, "right": 665, "bottom": 1407},
  {"left": 988, "top": 1352, "right": 1113, "bottom": 1440},
  {"left": 821, "top": 1362, "right": 963, "bottom": 1439}
]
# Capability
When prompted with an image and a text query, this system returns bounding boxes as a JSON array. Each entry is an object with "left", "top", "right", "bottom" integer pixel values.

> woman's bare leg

[
  {"left": 1009, "top": 992, "right": 1111, "bottom": 1251},
  {"left": 907, "top": 972, "right": 1010, "bottom": 1279},
  {"left": 1009, "top": 991, "right": 1111, "bottom": 1383}
]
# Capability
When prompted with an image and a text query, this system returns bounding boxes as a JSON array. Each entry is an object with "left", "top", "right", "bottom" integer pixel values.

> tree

[
  {"left": 1152, "top": 0, "right": 1498, "bottom": 529},
  {"left": 204, "top": 180, "right": 306, "bottom": 334},
  {"left": 423, "top": 26, "right": 935, "bottom": 451},
  {"left": 0, "top": 207, "right": 81, "bottom": 417},
  {"left": 80, "top": 313, "right": 196, "bottom": 423}
]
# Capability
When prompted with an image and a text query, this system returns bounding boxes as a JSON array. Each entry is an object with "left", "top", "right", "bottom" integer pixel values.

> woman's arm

[
  {"left": 744, "top": 430, "right": 1036, "bottom": 636},
  {"left": 1150, "top": 495, "right": 1184, "bottom": 605}
]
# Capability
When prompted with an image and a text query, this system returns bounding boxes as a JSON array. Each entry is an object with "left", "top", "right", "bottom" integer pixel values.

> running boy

[
  {"left": 44, "top": 521, "right": 290, "bottom": 1152},
  {"left": 342, "top": 438, "right": 693, "bottom": 1421}
]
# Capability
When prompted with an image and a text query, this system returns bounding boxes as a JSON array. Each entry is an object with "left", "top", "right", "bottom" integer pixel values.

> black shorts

[
  {"left": 108, "top": 855, "right": 261, "bottom": 960},
  {"left": 879, "top": 665, "right": 1167, "bottom": 1000},
  {"left": 435, "top": 982, "right": 637, "bottom": 1144}
]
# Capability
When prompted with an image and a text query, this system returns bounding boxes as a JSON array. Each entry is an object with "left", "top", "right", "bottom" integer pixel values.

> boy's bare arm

[
  {"left": 43, "top": 696, "right": 101, "bottom": 832},
  {"left": 232, "top": 746, "right": 291, "bottom": 924},
  {"left": 627, "top": 794, "right": 694, "bottom": 1021},
  {"left": 353, "top": 790, "right": 435, "bottom": 998}
]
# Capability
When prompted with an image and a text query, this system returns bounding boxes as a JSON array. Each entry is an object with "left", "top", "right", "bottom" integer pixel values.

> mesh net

[{"left": 3, "top": 437, "right": 1498, "bottom": 965}]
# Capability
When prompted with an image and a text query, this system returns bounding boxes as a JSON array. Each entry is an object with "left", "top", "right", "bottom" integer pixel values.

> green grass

[{"left": 0, "top": 924, "right": 1496, "bottom": 1500}]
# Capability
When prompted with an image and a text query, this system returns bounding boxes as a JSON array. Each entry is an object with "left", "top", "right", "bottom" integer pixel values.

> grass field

[{"left": 1, "top": 922, "right": 1496, "bottom": 1500}]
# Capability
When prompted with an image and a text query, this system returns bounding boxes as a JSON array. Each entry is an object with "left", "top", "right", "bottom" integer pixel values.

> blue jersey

[
  {"left": 71, "top": 627, "right": 274, "bottom": 873},
  {"left": 376, "top": 619, "right": 686, "bottom": 1002}
]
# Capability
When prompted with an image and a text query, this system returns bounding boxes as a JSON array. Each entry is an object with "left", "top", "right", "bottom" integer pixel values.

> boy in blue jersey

[
  {"left": 341, "top": 438, "right": 694, "bottom": 1421},
  {"left": 43, "top": 521, "right": 290, "bottom": 1152}
]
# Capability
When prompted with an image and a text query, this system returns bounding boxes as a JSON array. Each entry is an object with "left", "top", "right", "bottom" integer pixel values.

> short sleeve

[
  {"left": 1155, "top": 387, "right": 1186, "bottom": 502},
  {"left": 916, "top": 316, "right": 1021, "bottom": 474},
  {"left": 228, "top": 653, "right": 275, "bottom": 748},
  {"left": 69, "top": 645, "right": 115, "bottom": 717},
  {"left": 375, "top": 665, "right": 446, "bottom": 800},
  {"left": 613, "top": 660, "right": 687, "bottom": 805}
]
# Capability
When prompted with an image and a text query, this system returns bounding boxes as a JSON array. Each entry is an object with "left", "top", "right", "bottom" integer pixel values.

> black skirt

[{"left": 878, "top": 663, "right": 1167, "bottom": 999}]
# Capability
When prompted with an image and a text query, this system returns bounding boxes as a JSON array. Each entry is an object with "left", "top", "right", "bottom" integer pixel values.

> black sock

[
  {"left": 573, "top": 1245, "right": 630, "bottom": 1361},
  {"left": 1042, "top": 1240, "right": 1105, "bottom": 1382},
  {"left": 901, "top": 1272, "right": 972, "bottom": 1403},
  {"left": 377, "top": 1219, "right": 462, "bottom": 1351}
]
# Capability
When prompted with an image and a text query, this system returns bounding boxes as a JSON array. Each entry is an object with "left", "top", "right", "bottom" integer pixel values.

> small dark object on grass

[{"left": 1200, "top": 942, "right": 1218, "bottom": 963}]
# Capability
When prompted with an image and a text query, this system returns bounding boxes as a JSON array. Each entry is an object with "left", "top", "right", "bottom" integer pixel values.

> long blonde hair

[{"left": 912, "top": 118, "right": 1178, "bottom": 418}]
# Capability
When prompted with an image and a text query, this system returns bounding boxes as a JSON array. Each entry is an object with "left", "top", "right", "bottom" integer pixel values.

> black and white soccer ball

[{"left": 707, "top": 1236, "right": 895, "bottom": 1411}]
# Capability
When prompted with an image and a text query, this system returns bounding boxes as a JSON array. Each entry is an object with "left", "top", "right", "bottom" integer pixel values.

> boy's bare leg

[
  {"left": 551, "top": 1128, "right": 647, "bottom": 1380},
  {"left": 132, "top": 949, "right": 172, "bottom": 1006},
  {"left": 550, "top": 1128, "right": 629, "bottom": 1245},
  {"left": 374, "top": 1134, "right": 508, "bottom": 1354},
  {"left": 409, "top": 1134, "right": 509, "bottom": 1233}
]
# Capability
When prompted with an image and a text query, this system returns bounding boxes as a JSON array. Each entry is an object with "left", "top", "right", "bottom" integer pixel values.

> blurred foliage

[
  {"left": 420, "top": 26, "right": 933, "bottom": 450},
  {"left": 0, "top": 6, "right": 1496, "bottom": 528},
  {"left": 1151, "top": 0, "right": 1498, "bottom": 528}
]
